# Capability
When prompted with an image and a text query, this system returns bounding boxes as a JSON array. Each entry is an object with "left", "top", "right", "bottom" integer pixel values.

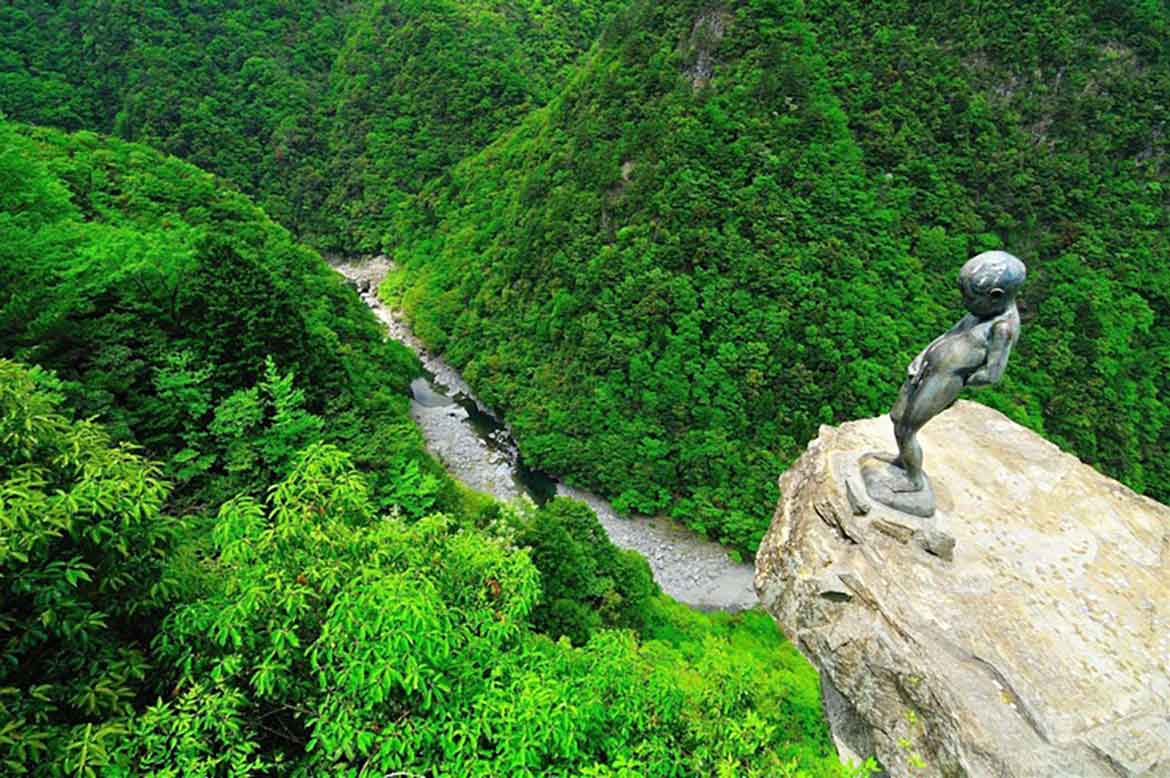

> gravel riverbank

[{"left": 334, "top": 258, "right": 757, "bottom": 611}]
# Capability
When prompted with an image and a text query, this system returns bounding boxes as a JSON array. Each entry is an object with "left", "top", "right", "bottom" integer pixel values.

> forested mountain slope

[
  {"left": 0, "top": 0, "right": 625, "bottom": 253},
  {"left": 0, "top": 117, "right": 437, "bottom": 509},
  {"left": 319, "top": 0, "right": 628, "bottom": 251},
  {"left": 1, "top": 0, "right": 348, "bottom": 239},
  {"left": 4, "top": 0, "right": 1164, "bottom": 770},
  {"left": 388, "top": 0, "right": 1170, "bottom": 552},
  {"left": 0, "top": 119, "right": 855, "bottom": 777}
]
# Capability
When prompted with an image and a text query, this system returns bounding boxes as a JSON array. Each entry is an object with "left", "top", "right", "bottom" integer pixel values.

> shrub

[{"left": 513, "top": 497, "right": 657, "bottom": 644}]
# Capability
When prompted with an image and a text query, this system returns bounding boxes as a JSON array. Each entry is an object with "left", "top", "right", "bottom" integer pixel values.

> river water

[{"left": 334, "top": 258, "right": 757, "bottom": 611}]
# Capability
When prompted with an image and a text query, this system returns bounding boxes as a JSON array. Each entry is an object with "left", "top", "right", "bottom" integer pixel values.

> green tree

[
  {"left": 386, "top": 0, "right": 1170, "bottom": 553},
  {"left": 0, "top": 360, "right": 184, "bottom": 775},
  {"left": 514, "top": 497, "right": 657, "bottom": 644}
]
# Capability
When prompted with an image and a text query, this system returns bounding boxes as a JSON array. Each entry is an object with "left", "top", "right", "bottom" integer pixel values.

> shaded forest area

[{"left": 1, "top": 0, "right": 625, "bottom": 253}]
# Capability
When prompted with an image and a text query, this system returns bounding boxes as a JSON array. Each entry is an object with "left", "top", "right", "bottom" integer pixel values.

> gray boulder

[{"left": 755, "top": 401, "right": 1170, "bottom": 777}]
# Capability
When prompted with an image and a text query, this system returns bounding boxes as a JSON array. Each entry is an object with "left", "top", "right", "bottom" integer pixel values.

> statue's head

[{"left": 958, "top": 251, "right": 1026, "bottom": 317}]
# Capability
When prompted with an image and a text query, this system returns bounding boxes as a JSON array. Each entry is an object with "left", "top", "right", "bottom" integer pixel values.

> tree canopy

[
  {"left": 386, "top": 0, "right": 1170, "bottom": 552},
  {"left": 1, "top": 0, "right": 626, "bottom": 253},
  {"left": 2, "top": 0, "right": 1167, "bottom": 770},
  {"left": 0, "top": 358, "right": 854, "bottom": 777},
  {"left": 0, "top": 117, "right": 858, "bottom": 775},
  {"left": 8, "top": 0, "right": 1165, "bottom": 554}
]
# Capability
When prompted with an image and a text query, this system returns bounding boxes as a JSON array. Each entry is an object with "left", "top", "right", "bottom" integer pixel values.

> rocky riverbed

[{"left": 334, "top": 257, "right": 757, "bottom": 611}]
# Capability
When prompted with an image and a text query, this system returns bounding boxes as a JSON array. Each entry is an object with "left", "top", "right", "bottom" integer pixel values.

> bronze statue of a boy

[{"left": 862, "top": 250, "right": 1026, "bottom": 517}]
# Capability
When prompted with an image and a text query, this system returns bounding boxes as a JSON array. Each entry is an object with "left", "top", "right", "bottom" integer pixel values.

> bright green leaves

[
  {"left": 153, "top": 350, "right": 216, "bottom": 480},
  {"left": 0, "top": 119, "right": 433, "bottom": 513},
  {"left": 380, "top": 458, "right": 443, "bottom": 518},
  {"left": 126, "top": 440, "right": 851, "bottom": 777},
  {"left": 110, "top": 684, "right": 271, "bottom": 778},
  {"left": 0, "top": 359, "right": 183, "bottom": 776},
  {"left": 152, "top": 444, "right": 543, "bottom": 775},
  {"left": 309, "top": 572, "right": 455, "bottom": 759},
  {"left": 314, "top": 572, "right": 454, "bottom": 703},
  {"left": 2, "top": 357, "right": 851, "bottom": 776},
  {"left": 201, "top": 356, "right": 327, "bottom": 497}
]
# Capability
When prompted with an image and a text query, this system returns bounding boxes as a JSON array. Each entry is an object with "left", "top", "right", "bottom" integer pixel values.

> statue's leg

[
  {"left": 893, "top": 420, "right": 926, "bottom": 491},
  {"left": 890, "top": 380, "right": 909, "bottom": 426},
  {"left": 891, "top": 372, "right": 963, "bottom": 492},
  {"left": 889, "top": 381, "right": 924, "bottom": 487}
]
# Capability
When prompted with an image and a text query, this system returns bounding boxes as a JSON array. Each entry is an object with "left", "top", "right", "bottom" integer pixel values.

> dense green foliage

[
  {"left": 5, "top": 0, "right": 1167, "bottom": 769},
  {"left": 806, "top": 0, "right": 1170, "bottom": 505},
  {"left": 1, "top": 361, "right": 855, "bottom": 776},
  {"left": 318, "top": 0, "right": 627, "bottom": 251},
  {"left": 5, "top": 0, "right": 1167, "bottom": 556},
  {"left": 139, "top": 445, "right": 846, "bottom": 777},
  {"left": 513, "top": 497, "right": 657, "bottom": 644},
  {"left": 387, "top": 0, "right": 1170, "bottom": 552},
  {"left": 0, "top": 121, "right": 855, "bottom": 774},
  {"left": 0, "top": 361, "right": 183, "bottom": 775},
  {"left": 1, "top": 0, "right": 623, "bottom": 253},
  {"left": 12, "top": 0, "right": 1166, "bottom": 557},
  {"left": 0, "top": 117, "right": 445, "bottom": 510}
]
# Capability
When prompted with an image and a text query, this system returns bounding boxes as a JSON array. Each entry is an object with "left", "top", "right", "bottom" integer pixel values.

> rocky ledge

[{"left": 755, "top": 401, "right": 1169, "bottom": 777}]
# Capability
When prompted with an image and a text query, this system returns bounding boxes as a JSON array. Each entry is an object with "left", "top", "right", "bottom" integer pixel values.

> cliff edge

[{"left": 755, "top": 401, "right": 1170, "bottom": 777}]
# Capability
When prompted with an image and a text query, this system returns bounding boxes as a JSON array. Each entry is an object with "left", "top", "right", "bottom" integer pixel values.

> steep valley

[
  {"left": 336, "top": 257, "right": 758, "bottom": 611},
  {"left": 1, "top": 0, "right": 1168, "bottom": 774}
]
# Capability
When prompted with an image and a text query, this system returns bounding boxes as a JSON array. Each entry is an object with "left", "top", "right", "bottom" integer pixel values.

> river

[{"left": 334, "top": 257, "right": 757, "bottom": 611}]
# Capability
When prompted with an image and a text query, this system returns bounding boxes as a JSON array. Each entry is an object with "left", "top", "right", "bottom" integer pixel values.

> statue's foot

[
  {"left": 891, "top": 472, "right": 927, "bottom": 493},
  {"left": 874, "top": 455, "right": 924, "bottom": 493},
  {"left": 859, "top": 453, "right": 935, "bottom": 518},
  {"left": 887, "top": 457, "right": 926, "bottom": 492}
]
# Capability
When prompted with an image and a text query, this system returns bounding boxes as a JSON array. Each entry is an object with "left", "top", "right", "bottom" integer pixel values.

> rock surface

[{"left": 754, "top": 401, "right": 1170, "bottom": 778}]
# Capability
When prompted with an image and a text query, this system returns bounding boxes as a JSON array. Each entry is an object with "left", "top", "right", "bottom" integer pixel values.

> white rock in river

[{"left": 754, "top": 401, "right": 1170, "bottom": 778}]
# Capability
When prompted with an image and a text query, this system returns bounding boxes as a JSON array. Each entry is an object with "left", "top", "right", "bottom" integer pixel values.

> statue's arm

[
  {"left": 907, "top": 346, "right": 934, "bottom": 382},
  {"left": 908, "top": 316, "right": 971, "bottom": 380},
  {"left": 966, "top": 320, "right": 1016, "bottom": 387}
]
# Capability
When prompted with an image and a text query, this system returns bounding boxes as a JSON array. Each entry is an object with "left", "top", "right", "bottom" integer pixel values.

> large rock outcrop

[{"left": 755, "top": 401, "right": 1170, "bottom": 777}]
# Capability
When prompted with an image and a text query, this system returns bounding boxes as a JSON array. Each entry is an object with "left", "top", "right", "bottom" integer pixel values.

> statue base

[{"left": 859, "top": 453, "right": 935, "bottom": 518}]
